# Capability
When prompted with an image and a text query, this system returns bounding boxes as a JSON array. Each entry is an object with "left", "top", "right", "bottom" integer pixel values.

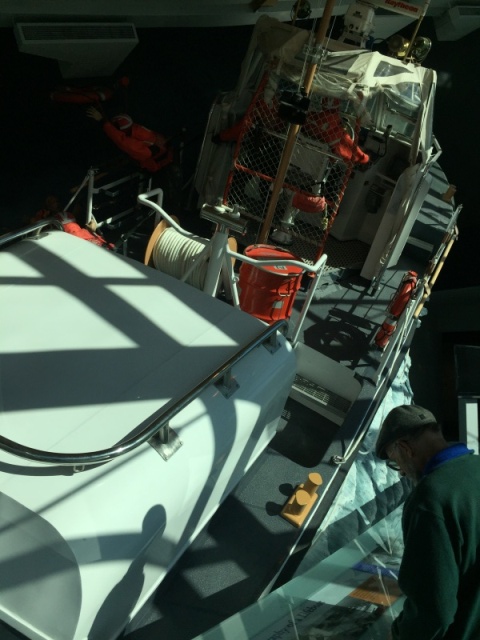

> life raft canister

[
  {"left": 50, "top": 85, "right": 113, "bottom": 104},
  {"left": 238, "top": 245, "right": 304, "bottom": 325}
]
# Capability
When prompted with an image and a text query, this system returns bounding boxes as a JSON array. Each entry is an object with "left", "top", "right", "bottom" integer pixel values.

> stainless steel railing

[
  {"left": 0, "top": 320, "right": 288, "bottom": 467},
  {"left": 0, "top": 218, "right": 64, "bottom": 248}
]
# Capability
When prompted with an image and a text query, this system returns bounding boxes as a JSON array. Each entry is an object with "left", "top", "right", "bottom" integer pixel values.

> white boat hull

[{"left": 0, "top": 231, "right": 296, "bottom": 640}]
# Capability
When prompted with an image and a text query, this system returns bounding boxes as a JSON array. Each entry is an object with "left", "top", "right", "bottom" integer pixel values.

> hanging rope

[{"left": 152, "top": 227, "right": 209, "bottom": 290}]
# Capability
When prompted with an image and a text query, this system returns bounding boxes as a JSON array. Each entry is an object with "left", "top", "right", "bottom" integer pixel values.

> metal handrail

[
  {"left": 0, "top": 320, "right": 288, "bottom": 466},
  {"left": 0, "top": 218, "right": 64, "bottom": 248},
  {"left": 138, "top": 190, "right": 329, "bottom": 345}
]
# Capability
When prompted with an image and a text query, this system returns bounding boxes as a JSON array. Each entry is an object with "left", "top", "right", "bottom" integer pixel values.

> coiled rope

[{"left": 152, "top": 227, "right": 209, "bottom": 290}]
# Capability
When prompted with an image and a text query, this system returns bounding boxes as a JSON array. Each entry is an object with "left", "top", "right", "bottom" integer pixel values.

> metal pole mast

[{"left": 258, "top": 0, "right": 337, "bottom": 244}]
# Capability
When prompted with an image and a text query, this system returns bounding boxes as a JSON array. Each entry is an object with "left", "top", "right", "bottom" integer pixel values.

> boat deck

[
  {"left": 120, "top": 163, "right": 456, "bottom": 640},
  {"left": 119, "top": 314, "right": 404, "bottom": 640},
  {"left": 0, "top": 163, "right": 456, "bottom": 640},
  {"left": 118, "top": 268, "right": 410, "bottom": 640}
]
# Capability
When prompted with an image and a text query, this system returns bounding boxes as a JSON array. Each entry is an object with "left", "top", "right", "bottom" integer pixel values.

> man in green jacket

[{"left": 376, "top": 404, "right": 480, "bottom": 639}]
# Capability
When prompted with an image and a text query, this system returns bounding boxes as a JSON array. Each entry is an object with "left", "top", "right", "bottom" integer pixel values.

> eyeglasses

[
  {"left": 386, "top": 459, "right": 401, "bottom": 472},
  {"left": 385, "top": 440, "right": 402, "bottom": 472}
]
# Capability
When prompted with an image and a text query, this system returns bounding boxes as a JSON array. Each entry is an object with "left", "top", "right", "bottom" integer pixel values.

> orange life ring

[
  {"left": 387, "top": 270, "right": 418, "bottom": 319},
  {"left": 374, "top": 270, "right": 418, "bottom": 349},
  {"left": 50, "top": 85, "right": 113, "bottom": 104}
]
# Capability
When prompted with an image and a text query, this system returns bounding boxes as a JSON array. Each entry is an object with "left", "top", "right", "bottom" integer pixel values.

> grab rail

[
  {"left": 0, "top": 320, "right": 288, "bottom": 467},
  {"left": 0, "top": 218, "right": 64, "bottom": 248}
]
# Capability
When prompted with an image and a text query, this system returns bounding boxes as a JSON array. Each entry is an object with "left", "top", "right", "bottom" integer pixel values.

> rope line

[{"left": 152, "top": 227, "right": 208, "bottom": 289}]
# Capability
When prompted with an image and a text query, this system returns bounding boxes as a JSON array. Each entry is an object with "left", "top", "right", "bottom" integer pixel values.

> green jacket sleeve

[{"left": 392, "top": 506, "right": 458, "bottom": 639}]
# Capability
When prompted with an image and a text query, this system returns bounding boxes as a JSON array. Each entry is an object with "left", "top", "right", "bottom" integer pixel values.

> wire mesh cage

[{"left": 222, "top": 70, "right": 369, "bottom": 265}]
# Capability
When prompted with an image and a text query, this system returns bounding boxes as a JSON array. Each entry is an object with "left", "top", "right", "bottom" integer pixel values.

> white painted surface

[
  {"left": 0, "top": 231, "right": 296, "bottom": 640},
  {"left": 458, "top": 397, "right": 480, "bottom": 451}
]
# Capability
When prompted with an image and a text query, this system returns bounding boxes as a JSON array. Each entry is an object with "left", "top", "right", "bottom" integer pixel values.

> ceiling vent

[
  {"left": 434, "top": 6, "right": 480, "bottom": 41},
  {"left": 14, "top": 22, "right": 139, "bottom": 78},
  {"left": 371, "top": 15, "right": 415, "bottom": 40}
]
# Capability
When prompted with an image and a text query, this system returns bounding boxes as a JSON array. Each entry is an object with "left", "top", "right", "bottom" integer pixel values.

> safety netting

[{"left": 222, "top": 72, "right": 368, "bottom": 265}]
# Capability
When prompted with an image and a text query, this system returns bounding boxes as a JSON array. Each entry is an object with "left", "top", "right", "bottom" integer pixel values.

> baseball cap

[{"left": 375, "top": 404, "right": 437, "bottom": 459}]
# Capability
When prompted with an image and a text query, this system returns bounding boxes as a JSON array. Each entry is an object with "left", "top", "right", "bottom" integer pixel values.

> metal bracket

[
  {"left": 215, "top": 369, "right": 240, "bottom": 399},
  {"left": 148, "top": 423, "right": 183, "bottom": 461},
  {"left": 301, "top": 43, "right": 327, "bottom": 65},
  {"left": 200, "top": 203, "right": 247, "bottom": 235},
  {"left": 263, "top": 331, "right": 281, "bottom": 354}
]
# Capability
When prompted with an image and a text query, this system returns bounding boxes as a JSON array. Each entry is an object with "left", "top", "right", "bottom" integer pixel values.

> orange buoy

[{"left": 375, "top": 270, "right": 418, "bottom": 349}]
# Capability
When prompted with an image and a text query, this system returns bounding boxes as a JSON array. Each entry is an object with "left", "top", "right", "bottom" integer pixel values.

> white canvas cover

[{"left": 195, "top": 16, "right": 437, "bottom": 206}]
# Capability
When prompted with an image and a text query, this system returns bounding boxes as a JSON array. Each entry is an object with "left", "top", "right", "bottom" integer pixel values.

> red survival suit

[
  {"left": 102, "top": 115, "right": 173, "bottom": 173},
  {"left": 55, "top": 211, "right": 114, "bottom": 249},
  {"left": 303, "top": 99, "right": 369, "bottom": 165},
  {"left": 214, "top": 96, "right": 284, "bottom": 144},
  {"left": 33, "top": 195, "right": 113, "bottom": 248}
]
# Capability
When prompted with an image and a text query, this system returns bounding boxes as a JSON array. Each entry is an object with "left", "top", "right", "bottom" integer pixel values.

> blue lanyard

[{"left": 423, "top": 443, "right": 474, "bottom": 477}]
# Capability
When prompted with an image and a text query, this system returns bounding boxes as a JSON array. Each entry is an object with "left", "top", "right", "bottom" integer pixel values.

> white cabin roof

[{"left": 0, "top": 230, "right": 269, "bottom": 454}]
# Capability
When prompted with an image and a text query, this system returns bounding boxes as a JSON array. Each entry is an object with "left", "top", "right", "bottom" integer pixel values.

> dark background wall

[
  {"left": 0, "top": 25, "right": 252, "bottom": 230},
  {"left": 0, "top": 18, "right": 478, "bottom": 290},
  {"left": 412, "top": 19, "right": 480, "bottom": 290}
]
